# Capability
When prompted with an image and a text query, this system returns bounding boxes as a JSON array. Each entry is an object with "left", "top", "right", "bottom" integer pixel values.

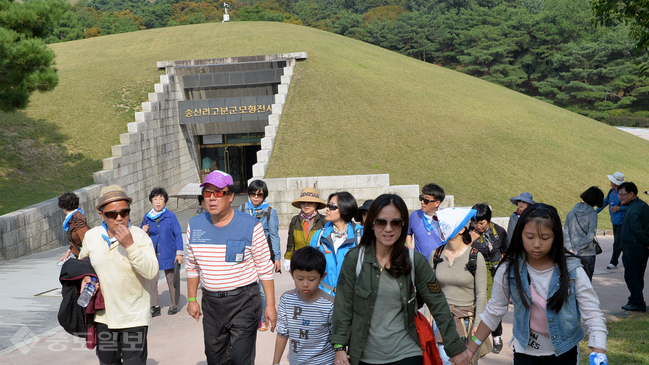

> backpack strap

[
  {"left": 316, "top": 228, "right": 325, "bottom": 249},
  {"left": 432, "top": 245, "right": 445, "bottom": 271},
  {"left": 465, "top": 247, "right": 479, "bottom": 277},
  {"left": 267, "top": 207, "right": 272, "bottom": 224},
  {"left": 355, "top": 246, "right": 366, "bottom": 277}
]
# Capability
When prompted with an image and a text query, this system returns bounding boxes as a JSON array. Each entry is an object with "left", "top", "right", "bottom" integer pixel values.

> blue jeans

[{"left": 434, "top": 319, "right": 477, "bottom": 365}]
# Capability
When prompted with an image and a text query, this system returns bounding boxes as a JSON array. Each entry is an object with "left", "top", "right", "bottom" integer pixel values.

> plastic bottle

[{"left": 77, "top": 277, "right": 97, "bottom": 307}]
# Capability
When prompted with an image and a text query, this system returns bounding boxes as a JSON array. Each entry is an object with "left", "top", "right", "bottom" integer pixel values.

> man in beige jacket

[{"left": 79, "top": 185, "right": 159, "bottom": 365}]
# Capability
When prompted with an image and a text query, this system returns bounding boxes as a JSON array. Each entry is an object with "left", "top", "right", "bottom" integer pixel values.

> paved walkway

[
  {"left": 0, "top": 219, "right": 645, "bottom": 364},
  {"left": 617, "top": 126, "right": 649, "bottom": 141}
]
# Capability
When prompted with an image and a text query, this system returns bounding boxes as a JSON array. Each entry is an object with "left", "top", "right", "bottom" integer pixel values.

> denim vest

[{"left": 507, "top": 256, "right": 584, "bottom": 355}]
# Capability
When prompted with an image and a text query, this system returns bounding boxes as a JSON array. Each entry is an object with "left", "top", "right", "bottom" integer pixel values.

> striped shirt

[
  {"left": 186, "top": 210, "right": 274, "bottom": 291},
  {"left": 276, "top": 288, "right": 335, "bottom": 365}
]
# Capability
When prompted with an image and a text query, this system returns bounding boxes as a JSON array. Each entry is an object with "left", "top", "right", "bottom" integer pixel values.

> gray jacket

[{"left": 563, "top": 202, "right": 597, "bottom": 256}]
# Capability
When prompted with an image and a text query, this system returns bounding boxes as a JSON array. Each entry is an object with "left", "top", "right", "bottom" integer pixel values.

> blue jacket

[
  {"left": 596, "top": 188, "right": 627, "bottom": 226},
  {"left": 310, "top": 222, "right": 363, "bottom": 295},
  {"left": 239, "top": 205, "right": 281, "bottom": 261},
  {"left": 141, "top": 209, "right": 183, "bottom": 270},
  {"left": 508, "top": 256, "right": 584, "bottom": 356}
]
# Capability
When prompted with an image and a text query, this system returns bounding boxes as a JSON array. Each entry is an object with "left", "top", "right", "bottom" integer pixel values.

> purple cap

[{"left": 200, "top": 170, "right": 234, "bottom": 189}]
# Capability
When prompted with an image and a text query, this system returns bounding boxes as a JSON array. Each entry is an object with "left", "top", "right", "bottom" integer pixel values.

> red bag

[{"left": 415, "top": 311, "right": 443, "bottom": 365}]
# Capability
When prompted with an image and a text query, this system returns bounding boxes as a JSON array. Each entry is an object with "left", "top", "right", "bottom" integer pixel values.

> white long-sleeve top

[{"left": 480, "top": 263, "right": 607, "bottom": 355}]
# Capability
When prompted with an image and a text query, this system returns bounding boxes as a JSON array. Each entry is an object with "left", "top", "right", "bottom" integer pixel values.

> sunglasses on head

[
  {"left": 419, "top": 195, "right": 438, "bottom": 205},
  {"left": 202, "top": 189, "right": 230, "bottom": 198},
  {"left": 373, "top": 218, "right": 404, "bottom": 230},
  {"left": 326, "top": 204, "right": 338, "bottom": 211},
  {"left": 102, "top": 209, "right": 131, "bottom": 219}
]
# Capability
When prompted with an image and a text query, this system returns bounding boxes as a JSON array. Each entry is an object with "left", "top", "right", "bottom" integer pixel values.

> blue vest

[
  {"left": 188, "top": 210, "right": 260, "bottom": 263},
  {"left": 507, "top": 256, "right": 584, "bottom": 356}
]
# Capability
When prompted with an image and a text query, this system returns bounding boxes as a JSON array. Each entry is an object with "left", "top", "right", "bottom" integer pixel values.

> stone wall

[
  {"left": 255, "top": 174, "right": 455, "bottom": 227},
  {"left": 0, "top": 73, "right": 199, "bottom": 262}
]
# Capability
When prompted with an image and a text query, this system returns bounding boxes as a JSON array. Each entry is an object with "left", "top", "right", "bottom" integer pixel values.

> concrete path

[
  {"left": 0, "top": 223, "right": 645, "bottom": 364},
  {"left": 617, "top": 126, "right": 649, "bottom": 141}
]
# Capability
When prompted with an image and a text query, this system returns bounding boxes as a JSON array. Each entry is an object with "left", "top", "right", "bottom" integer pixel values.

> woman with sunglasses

[
  {"left": 141, "top": 187, "right": 184, "bottom": 316},
  {"left": 238, "top": 179, "right": 280, "bottom": 331},
  {"left": 310, "top": 191, "right": 362, "bottom": 296},
  {"left": 331, "top": 194, "right": 471, "bottom": 365}
]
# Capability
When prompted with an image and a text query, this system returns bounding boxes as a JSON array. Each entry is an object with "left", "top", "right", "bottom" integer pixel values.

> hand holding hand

[
  {"left": 449, "top": 349, "right": 472, "bottom": 365},
  {"left": 334, "top": 350, "right": 350, "bottom": 365},
  {"left": 115, "top": 224, "right": 134, "bottom": 249}
]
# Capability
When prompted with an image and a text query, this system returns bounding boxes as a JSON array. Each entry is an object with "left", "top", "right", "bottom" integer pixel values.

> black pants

[
  {"left": 95, "top": 323, "right": 148, "bottom": 365},
  {"left": 359, "top": 355, "right": 423, "bottom": 365},
  {"left": 622, "top": 246, "right": 649, "bottom": 306},
  {"left": 513, "top": 346, "right": 578, "bottom": 365},
  {"left": 610, "top": 224, "right": 623, "bottom": 266},
  {"left": 202, "top": 284, "right": 262, "bottom": 365},
  {"left": 492, "top": 321, "right": 503, "bottom": 337}
]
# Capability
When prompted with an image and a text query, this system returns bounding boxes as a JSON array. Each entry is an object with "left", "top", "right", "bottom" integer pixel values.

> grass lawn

[
  {"left": 580, "top": 313, "right": 649, "bottom": 365},
  {"left": 1, "top": 21, "right": 649, "bottom": 225}
]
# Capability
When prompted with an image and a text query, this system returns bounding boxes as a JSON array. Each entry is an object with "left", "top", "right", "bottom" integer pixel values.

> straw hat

[
  {"left": 292, "top": 188, "right": 326, "bottom": 210},
  {"left": 96, "top": 185, "right": 132, "bottom": 210}
]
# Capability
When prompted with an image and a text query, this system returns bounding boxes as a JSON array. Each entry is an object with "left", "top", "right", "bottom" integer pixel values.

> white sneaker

[{"left": 607, "top": 264, "right": 617, "bottom": 269}]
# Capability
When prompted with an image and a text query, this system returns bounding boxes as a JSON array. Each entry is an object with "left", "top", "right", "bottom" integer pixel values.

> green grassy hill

[{"left": 1, "top": 21, "right": 648, "bottom": 226}]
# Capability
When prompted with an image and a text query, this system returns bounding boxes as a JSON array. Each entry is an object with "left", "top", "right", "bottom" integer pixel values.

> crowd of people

[{"left": 55, "top": 169, "right": 649, "bottom": 365}]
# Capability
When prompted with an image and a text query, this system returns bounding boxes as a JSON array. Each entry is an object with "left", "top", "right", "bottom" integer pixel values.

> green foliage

[
  {"left": 239, "top": 4, "right": 285, "bottom": 21},
  {"left": 0, "top": 0, "right": 67, "bottom": 112}
]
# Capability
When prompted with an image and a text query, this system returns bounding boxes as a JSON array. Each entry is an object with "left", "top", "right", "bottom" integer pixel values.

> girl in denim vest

[{"left": 464, "top": 204, "right": 608, "bottom": 365}]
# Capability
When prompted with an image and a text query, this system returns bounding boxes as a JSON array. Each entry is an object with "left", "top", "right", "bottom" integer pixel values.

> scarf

[
  {"left": 146, "top": 207, "right": 166, "bottom": 221},
  {"left": 101, "top": 220, "right": 130, "bottom": 248},
  {"left": 332, "top": 223, "right": 348, "bottom": 240},
  {"left": 247, "top": 199, "right": 269, "bottom": 216},
  {"left": 301, "top": 211, "right": 317, "bottom": 222},
  {"left": 423, "top": 212, "right": 437, "bottom": 234},
  {"left": 63, "top": 208, "right": 85, "bottom": 231},
  {"left": 477, "top": 223, "right": 499, "bottom": 251},
  {"left": 301, "top": 211, "right": 317, "bottom": 238}
]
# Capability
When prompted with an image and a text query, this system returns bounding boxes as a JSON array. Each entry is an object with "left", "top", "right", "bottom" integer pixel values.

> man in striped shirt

[{"left": 186, "top": 171, "right": 276, "bottom": 365}]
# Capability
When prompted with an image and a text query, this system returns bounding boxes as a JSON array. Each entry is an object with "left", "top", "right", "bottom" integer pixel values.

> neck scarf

[
  {"left": 301, "top": 211, "right": 317, "bottom": 222},
  {"left": 63, "top": 208, "right": 85, "bottom": 232},
  {"left": 477, "top": 223, "right": 499, "bottom": 251},
  {"left": 247, "top": 199, "right": 269, "bottom": 215},
  {"left": 101, "top": 220, "right": 130, "bottom": 247},
  {"left": 332, "top": 223, "right": 348, "bottom": 240},
  {"left": 423, "top": 212, "right": 437, "bottom": 234},
  {"left": 146, "top": 207, "right": 166, "bottom": 221}
]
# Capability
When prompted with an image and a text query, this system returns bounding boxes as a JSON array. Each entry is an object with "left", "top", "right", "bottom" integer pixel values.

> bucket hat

[
  {"left": 355, "top": 199, "right": 374, "bottom": 223},
  {"left": 607, "top": 172, "right": 625, "bottom": 186},
  {"left": 200, "top": 170, "right": 234, "bottom": 189},
  {"left": 96, "top": 185, "right": 132, "bottom": 210},
  {"left": 292, "top": 188, "right": 326, "bottom": 210},
  {"left": 437, "top": 208, "right": 477, "bottom": 244},
  {"left": 509, "top": 192, "right": 536, "bottom": 206}
]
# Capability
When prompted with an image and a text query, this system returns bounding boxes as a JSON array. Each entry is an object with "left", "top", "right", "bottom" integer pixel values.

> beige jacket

[{"left": 79, "top": 225, "right": 159, "bottom": 329}]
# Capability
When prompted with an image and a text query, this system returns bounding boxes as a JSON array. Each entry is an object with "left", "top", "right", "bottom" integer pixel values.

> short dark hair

[
  {"left": 58, "top": 192, "right": 80, "bottom": 211},
  {"left": 472, "top": 203, "right": 492, "bottom": 222},
  {"left": 619, "top": 182, "right": 638, "bottom": 196},
  {"left": 197, "top": 194, "right": 204, "bottom": 205},
  {"left": 149, "top": 187, "right": 168, "bottom": 203},
  {"left": 328, "top": 191, "right": 358, "bottom": 223},
  {"left": 422, "top": 183, "right": 445, "bottom": 202},
  {"left": 580, "top": 186, "right": 604, "bottom": 208},
  {"left": 290, "top": 246, "right": 326, "bottom": 277},
  {"left": 248, "top": 180, "right": 268, "bottom": 199}
]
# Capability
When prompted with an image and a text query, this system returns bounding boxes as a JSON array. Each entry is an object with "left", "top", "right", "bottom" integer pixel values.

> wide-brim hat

[
  {"left": 96, "top": 185, "right": 132, "bottom": 210},
  {"left": 607, "top": 172, "right": 625, "bottom": 186},
  {"left": 292, "top": 188, "right": 326, "bottom": 210},
  {"left": 355, "top": 199, "right": 374, "bottom": 222},
  {"left": 509, "top": 192, "right": 535, "bottom": 206}
]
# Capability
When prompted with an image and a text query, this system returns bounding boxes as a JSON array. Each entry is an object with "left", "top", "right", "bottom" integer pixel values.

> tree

[{"left": 0, "top": 0, "right": 68, "bottom": 112}]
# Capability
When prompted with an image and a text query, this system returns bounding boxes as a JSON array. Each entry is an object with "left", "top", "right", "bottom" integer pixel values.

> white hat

[
  {"left": 607, "top": 172, "right": 625, "bottom": 186},
  {"left": 437, "top": 208, "right": 477, "bottom": 244}
]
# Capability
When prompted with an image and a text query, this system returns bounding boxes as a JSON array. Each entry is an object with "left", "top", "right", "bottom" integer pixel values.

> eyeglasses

[
  {"left": 249, "top": 192, "right": 264, "bottom": 198},
  {"left": 326, "top": 204, "right": 338, "bottom": 211},
  {"left": 419, "top": 195, "right": 438, "bottom": 205},
  {"left": 202, "top": 190, "right": 230, "bottom": 198},
  {"left": 373, "top": 218, "right": 404, "bottom": 230},
  {"left": 102, "top": 209, "right": 131, "bottom": 219}
]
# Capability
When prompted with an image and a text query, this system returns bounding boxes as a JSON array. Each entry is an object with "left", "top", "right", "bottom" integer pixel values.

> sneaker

[
  {"left": 492, "top": 336, "right": 503, "bottom": 354},
  {"left": 606, "top": 264, "right": 617, "bottom": 269},
  {"left": 151, "top": 306, "right": 161, "bottom": 317},
  {"left": 258, "top": 319, "right": 267, "bottom": 331}
]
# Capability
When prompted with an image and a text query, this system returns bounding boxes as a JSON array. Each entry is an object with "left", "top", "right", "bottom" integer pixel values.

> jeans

[
  {"left": 434, "top": 319, "right": 477, "bottom": 365},
  {"left": 581, "top": 255, "right": 596, "bottom": 281}
]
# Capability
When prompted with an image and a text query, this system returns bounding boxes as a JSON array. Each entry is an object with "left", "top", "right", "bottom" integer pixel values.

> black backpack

[{"left": 431, "top": 244, "right": 480, "bottom": 276}]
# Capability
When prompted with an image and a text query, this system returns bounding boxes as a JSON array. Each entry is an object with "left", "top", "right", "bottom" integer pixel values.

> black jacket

[{"left": 58, "top": 258, "right": 98, "bottom": 346}]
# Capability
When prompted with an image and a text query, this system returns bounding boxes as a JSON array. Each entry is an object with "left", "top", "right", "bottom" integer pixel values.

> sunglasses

[
  {"left": 249, "top": 192, "right": 264, "bottom": 198},
  {"left": 202, "top": 190, "right": 230, "bottom": 198},
  {"left": 373, "top": 218, "right": 404, "bottom": 230},
  {"left": 326, "top": 204, "right": 338, "bottom": 211},
  {"left": 419, "top": 195, "right": 438, "bottom": 205},
  {"left": 102, "top": 209, "right": 131, "bottom": 219}
]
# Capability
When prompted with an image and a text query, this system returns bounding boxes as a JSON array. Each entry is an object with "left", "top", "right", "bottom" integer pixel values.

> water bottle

[{"left": 77, "top": 277, "right": 97, "bottom": 307}]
